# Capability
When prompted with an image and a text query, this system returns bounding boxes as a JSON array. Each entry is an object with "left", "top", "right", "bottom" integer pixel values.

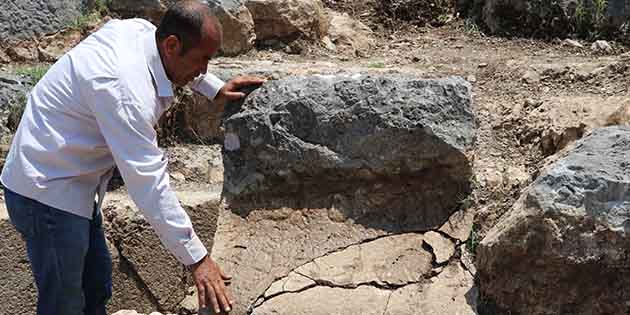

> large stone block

[
  {"left": 222, "top": 74, "right": 475, "bottom": 231},
  {"left": 478, "top": 126, "right": 630, "bottom": 314}
]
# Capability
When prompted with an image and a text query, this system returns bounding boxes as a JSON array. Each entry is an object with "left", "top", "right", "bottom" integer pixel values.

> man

[{"left": 1, "top": 1, "right": 262, "bottom": 314}]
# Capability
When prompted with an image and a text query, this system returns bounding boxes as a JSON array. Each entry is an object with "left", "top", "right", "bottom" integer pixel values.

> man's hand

[
  {"left": 213, "top": 76, "right": 267, "bottom": 110},
  {"left": 191, "top": 255, "right": 233, "bottom": 314}
]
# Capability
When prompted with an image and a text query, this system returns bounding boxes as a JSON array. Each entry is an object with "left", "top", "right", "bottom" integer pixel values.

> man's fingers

[
  {"left": 206, "top": 283, "right": 221, "bottom": 314},
  {"left": 214, "top": 282, "right": 232, "bottom": 312},
  {"left": 197, "top": 283, "right": 207, "bottom": 309},
  {"left": 233, "top": 76, "right": 266, "bottom": 87},
  {"left": 223, "top": 91, "right": 246, "bottom": 100},
  {"left": 220, "top": 268, "right": 232, "bottom": 281}
]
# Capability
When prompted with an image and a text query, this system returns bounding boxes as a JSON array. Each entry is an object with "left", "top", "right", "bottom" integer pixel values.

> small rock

[
  {"left": 321, "top": 36, "right": 336, "bottom": 52},
  {"left": 478, "top": 63, "right": 488, "bottom": 68},
  {"left": 7, "top": 46, "right": 38, "bottom": 62},
  {"left": 423, "top": 231, "right": 455, "bottom": 264},
  {"left": 466, "top": 75, "right": 476, "bottom": 83},
  {"left": 564, "top": 39, "right": 583, "bottom": 48},
  {"left": 524, "top": 98, "right": 543, "bottom": 109},
  {"left": 521, "top": 70, "right": 541, "bottom": 84},
  {"left": 178, "top": 287, "right": 198, "bottom": 314},
  {"left": 0, "top": 49, "right": 10, "bottom": 64},
  {"left": 412, "top": 56, "right": 421, "bottom": 62},
  {"left": 591, "top": 40, "right": 612, "bottom": 53}
]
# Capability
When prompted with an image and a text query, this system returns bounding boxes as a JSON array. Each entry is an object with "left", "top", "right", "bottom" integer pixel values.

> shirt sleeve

[
  {"left": 85, "top": 76, "right": 207, "bottom": 266},
  {"left": 189, "top": 73, "right": 225, "bottom": 100}
]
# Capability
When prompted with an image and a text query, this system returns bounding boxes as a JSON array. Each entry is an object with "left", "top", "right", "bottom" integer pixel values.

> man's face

[{"left": 161, "top": 20, "right": 220, "bottom": 87}]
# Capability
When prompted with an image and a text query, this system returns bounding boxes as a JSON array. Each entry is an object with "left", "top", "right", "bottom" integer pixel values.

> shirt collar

[{"left": 144, "top": 33, "right": 174, "bottom": 98}]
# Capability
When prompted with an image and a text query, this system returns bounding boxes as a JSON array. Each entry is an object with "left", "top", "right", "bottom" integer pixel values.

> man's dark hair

[{"left": 156, "top": 1, "right": 209, "bottom": 55}]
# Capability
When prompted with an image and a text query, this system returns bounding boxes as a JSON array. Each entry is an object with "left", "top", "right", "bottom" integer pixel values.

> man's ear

[{"left": 163, "top": 35, "right": 182, "bottom": 57}]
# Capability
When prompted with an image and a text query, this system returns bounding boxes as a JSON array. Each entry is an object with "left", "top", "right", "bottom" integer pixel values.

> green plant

[
  {"left": 462, "top": 17, "right": 482, "bottom": 35},
  {"left": 367, "top": 61, "right": 386, "bottom": 68},
  {"left": 15, "top": 65, "right": 50, "bottom": 83},
  {"left": 572, "top": 0, "right": 609, "bottom": 39},
  {"left": 92, "top": 0, "right": 110, "bottom": 15},
  {"left": 71, "top": 11, "right": 103, "bottom": 31},
  {"left": 466, "top": 224, "right": 480, "bottom": 256},
  {"left": 71, "top": 0, "right": 109, "bottom": 31}
]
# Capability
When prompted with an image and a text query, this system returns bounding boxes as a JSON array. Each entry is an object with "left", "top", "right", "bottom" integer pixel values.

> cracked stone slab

[
  {"left": 423, "top": 231, "right": 455, "bottom": 264},
  {"left": 105, "top": 190, "right": 221, "bottom": 311},
  {"left": 385, "top": 262, "right": 477, "bottom": 315},
  {"left": 252, "top": 285, "right": 391, "bottom": 315},
  {"left": 293, "top": 233, "right": 432, "bottom": 288},
  {"left": 264, "top": 271, "right": 316, "bottom": 298},
  {"left": 210, "top": 206, "right": 387, "bottom": 315}
]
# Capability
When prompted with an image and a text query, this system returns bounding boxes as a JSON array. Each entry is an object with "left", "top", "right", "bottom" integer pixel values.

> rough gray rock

[
  {"left": 478, "top": 126, "right": 630, "bottom": 314},
  {"left": 223, "top": 74, "right": 475, "bottom": 231},
  {"left": 0, "top": 0, "right": 85, "bottom": 42},
  {"left": 0, "top": 73, "right": 33, "bottom": 143}
]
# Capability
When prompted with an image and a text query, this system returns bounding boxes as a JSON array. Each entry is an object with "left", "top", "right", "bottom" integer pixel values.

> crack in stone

[
  {"left": 383, "top": 291, "right": 394, "bottom": 315},
  {"left": 251, "top": 279, "right": 428, "bottom": 314},
  {"left": 435, "top": 229, "right": 465, "bottom": 245},
  {"left": 249, "top": 231, "right": 442, "bottom": 313}
]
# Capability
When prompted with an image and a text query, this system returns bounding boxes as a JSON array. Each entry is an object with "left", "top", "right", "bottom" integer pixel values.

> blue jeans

[{"left": 5, "top": 188, "right": 112, "bottom": 315}]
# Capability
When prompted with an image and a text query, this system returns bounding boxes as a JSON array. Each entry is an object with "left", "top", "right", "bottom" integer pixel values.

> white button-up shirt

[{"left": 1, "top": 18, "right": 225, "bottom": 265}]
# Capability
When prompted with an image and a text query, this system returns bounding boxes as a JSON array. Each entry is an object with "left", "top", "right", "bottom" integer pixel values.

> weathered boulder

[
  {"left": 0, "top": 73, "right": 34, "bottom": 144},
  {"left": 245, "top": 0, "right": 329, "bottom": 42},
  {"left": 223, "top": 74, "right": 475, "bottom": 231},
  {"left": 208, "top": 0, "right": 256, "bottom": 56},
  {"left": 108, "top": 0, "right": 256, "bottom": 56},
  {"left": 478, "top": 126, "right": 630, "bottom": 314},
  {"left": 104, "top": 190, "right": 221, "bottom": 311},
  {"left": 0, "top": 0, "right": 85, "bottom": 42},
  {"left": 327, "top": 11, "right": 374, "bottom": 56}
]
